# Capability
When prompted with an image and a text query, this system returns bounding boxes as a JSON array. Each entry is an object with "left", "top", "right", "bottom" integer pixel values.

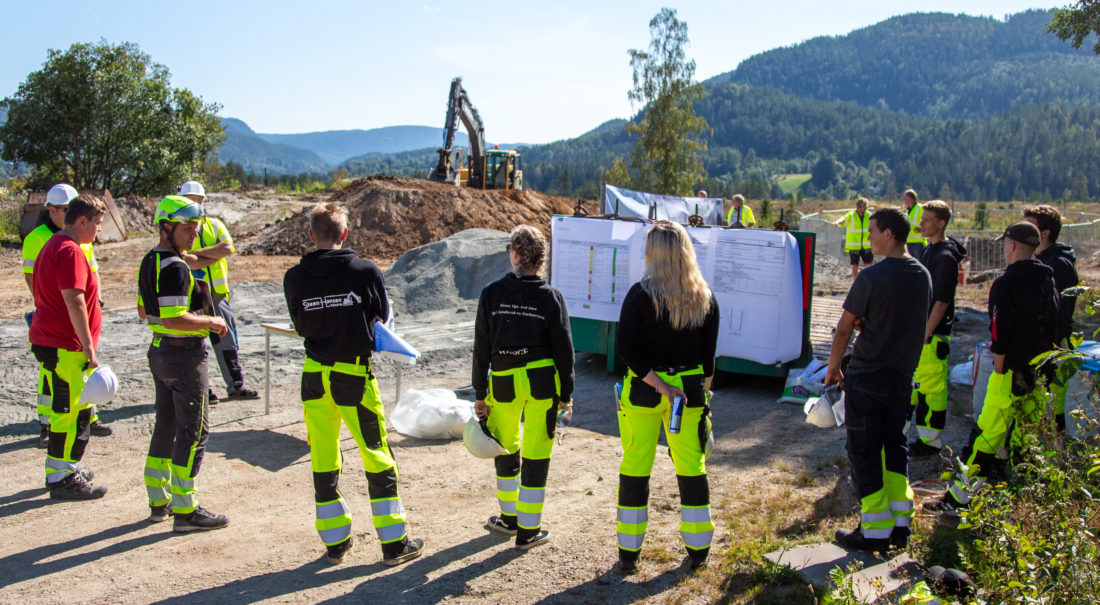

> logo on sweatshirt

[{"left": 302, "top": 291, "right": 362, "bottom": 312}]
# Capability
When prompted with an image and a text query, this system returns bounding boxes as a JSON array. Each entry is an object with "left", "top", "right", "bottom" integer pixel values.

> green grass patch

[{"left": 774, "top": 174, "right": 811, "bottom": 195}]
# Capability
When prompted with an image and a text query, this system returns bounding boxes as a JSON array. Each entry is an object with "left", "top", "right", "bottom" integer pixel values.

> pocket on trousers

[
  {"left": 936, "top": 339, "right": 950, "bottom": 360},
  {"left": 301, "top": 371, "right": 324, "bottom": 402},
  {"left": 545, "top": 402, "right": 559, "bottom": 439},
  {"left": 491, "top": 374, "right": 516, "bottom": 403},
  {"left": 330, "top": 372, "right": 366, "bottom": 407},
  {"left": 680, "top": 373, "right": 705, "bottom": 407},
  {"left": 527, "top": 365, "right": 557, "bottom": 401},
  {"left": 628, "top": 377, "right": 661, "bottom": 407},
  {"left": 357, "top": 406, "right": 384, "bottom": 449},
  {"left": 31, "top": 344, "right": 58, "bottom": 370},
  {"left": 617, "top": 410, "right": 633, "bottom": 450}
]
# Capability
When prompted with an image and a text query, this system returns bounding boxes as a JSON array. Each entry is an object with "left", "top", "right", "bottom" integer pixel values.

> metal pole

[
  {"left": 264, "top": 330, "right": 270, "bottom": 415},
  {"left": 395, "top": 365, "right": 403, "bottom": 407}
]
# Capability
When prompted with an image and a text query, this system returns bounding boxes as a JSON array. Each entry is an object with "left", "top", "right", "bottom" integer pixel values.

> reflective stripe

[
  {"left": 949, "top": 481, "right": 974, "bottom": 504},
  {"left": 681, "top": 507, "right": 711, "bottom": 524},
  {"left": 618, "top": 508, "right": 648, "bottom": 524},
  {"left": 376, "top": 522, "right": 406, "bottom": 543},
  {"left": 618, "top": 533, "right": 645, "bottom": 550},
  {"left": 893, "top": 516, "right": 912, "bottom": 527},
  {"left": 916, "top": 426, "right": 943, "bottom": 446},
  {"left": 158, "top": 296, "right": 189, "bottom": 308},
  {"left": 861, "top": 510, "right": 894, "bottom": 523},
  {"left": 680, "top": 530, "right": 713, "bottom": 549},
  {"left": 45, "top": 458, "right": 78, "bottom": 483},
  {"left": 173, "top": 476, "right": 196, "bottom": 490},
  {"left": 497, "top": 477, "right": 519, "bottom": 493},
  {"left": 161, "top": 256, "right": 187, "bottom": 269},
  {"left": 316, "top": 500, "right": 350, "bottom": 519},
  {"left": 863, "top": 527, "right": 893, "bottom": 539},
  {"left": 499, "top": 500, "right": 517, "bottom": 515},
  {"left": 518, "top": 487, "right": 545, "bottom": 505},
  {"left": 212, "top": 276, "right": 229, "bottom": 287},
  {"left": 371, "top": 499, "right": 404, "bottom": 517},
  {"left": 171, "top": 492, "right": 196, "bottom": 510},
  {"left": 145, "top": 468, "right": 171, "bottom": 482},
  {"left": 517, "top": 511, "right": 542, "bottom": 528},
  {"left": 889, "top": 500, "right": 915, "bottom": 512},
  {"left": 319, "top": 525, "right": 351, "bottom": 545},
  {"left": 23, "top": 259, "right": 35, "bottom": 269}
]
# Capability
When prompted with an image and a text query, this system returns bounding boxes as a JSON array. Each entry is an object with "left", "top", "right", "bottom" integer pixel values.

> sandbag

[{"left": 390, "top": 388, "right": 473, "bottom": 439}]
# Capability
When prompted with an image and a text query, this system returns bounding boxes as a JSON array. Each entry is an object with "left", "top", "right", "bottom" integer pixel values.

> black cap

[{"left": 994, "top": 221, "right": 1040, "bottom": 247}]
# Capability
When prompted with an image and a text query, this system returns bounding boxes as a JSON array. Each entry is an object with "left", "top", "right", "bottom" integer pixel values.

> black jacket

[
  {"left": 1036, "top": 242, "right": 1078, "bottom": 343},
  {"left": 616, "top": 282, "right": 720, "bottom": 379},
  {"left": 988, "top": 258, "right": 1059, "bottom": 392},
  {"left": 920, "top": 237, "right": 967, "bottom": 336},
  {"left": 283, "top": 248, "right": 389, "bottom": 365},
  {"left": 472, "top": 273, "right": 575, "bottom": 401}
]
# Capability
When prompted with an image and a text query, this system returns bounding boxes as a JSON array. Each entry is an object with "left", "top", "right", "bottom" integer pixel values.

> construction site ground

[{"left": 1, "top": 180, "right": 1096, "bottom": 603}]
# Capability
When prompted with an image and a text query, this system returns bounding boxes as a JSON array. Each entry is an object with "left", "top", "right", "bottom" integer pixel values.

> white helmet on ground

[
  {"left": 45, "top": 184, "right": 79, "bottom": 206},
  {"left": 82, "top": 365, "right": 119, "bottom": 405},
  {"left": 704, "top": 429, "right": 714, "bottom": 457},
  {"left": 803, "top": 395, "right": 837, "bottom": 428},
  {"left": 177, "top": 181, "right": 207, "bottom": 200},
  {"left": 463, "top": 417, "right": 507, "bottom": 458}
]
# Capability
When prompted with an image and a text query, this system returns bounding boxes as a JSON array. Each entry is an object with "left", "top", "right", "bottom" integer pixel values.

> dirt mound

[
  {"left": 111, "top": 196, "right": 157, "bottom": 234},
  {"left": 242, "top": 175, "right": 591, "bottom": 262}
]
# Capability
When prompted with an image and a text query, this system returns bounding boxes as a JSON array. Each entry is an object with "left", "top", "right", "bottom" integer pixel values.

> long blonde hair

[{"left": 641, "top": 221, "right": 712, "bottom": 330}]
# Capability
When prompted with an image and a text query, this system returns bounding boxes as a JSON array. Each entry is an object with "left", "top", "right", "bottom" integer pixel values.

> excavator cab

[{"left": 484, "top": 148, "right": 523, "bottom": 191}]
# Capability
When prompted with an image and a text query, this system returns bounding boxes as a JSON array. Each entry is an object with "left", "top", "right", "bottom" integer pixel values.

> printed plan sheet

[{"left": 551, "top": 216, "right": 804, "bottom": 365}]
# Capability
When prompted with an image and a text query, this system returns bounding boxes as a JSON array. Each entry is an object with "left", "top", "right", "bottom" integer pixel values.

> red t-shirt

[{"left": 29, "top": 233, "right": 101, "bottom": 352}]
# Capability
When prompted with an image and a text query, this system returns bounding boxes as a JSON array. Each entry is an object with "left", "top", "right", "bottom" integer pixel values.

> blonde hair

[
  {"left": 509, "top": 225, "right": 547, "bottom": 274},
  {"left": 309, "top": 202, "right": 348, "bottom": 243},
  {"left": 641, "top": 221, "right": 712, "bottom": 330}
]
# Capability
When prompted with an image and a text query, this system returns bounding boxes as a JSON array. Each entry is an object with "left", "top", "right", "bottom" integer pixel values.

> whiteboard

[{"left": 550, "top": 216, "right": 804, "bottom": 365}]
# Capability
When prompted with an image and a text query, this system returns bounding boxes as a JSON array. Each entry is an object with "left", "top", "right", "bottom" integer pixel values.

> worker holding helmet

[
  {"left": 177, "top": 180, "right": 258, "bottom": 402},
  {"left": 138, "top": 196, "right": 230, "bottom": 531},
  {"left": 472, "top": 225, "right": 575, "bottom": 551}
]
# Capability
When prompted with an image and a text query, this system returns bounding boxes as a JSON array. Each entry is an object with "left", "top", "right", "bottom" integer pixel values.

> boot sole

[
  {"left": 515, "top": 533, "right": 550, "bottom": 551},
  {"left": 49, "top": 491, "right": 107, "bottom": 501},
  {"left": 383, "top": 546, "right": 424, "bottom": 566},
  {"left": 486, "top": 523, "right": 518, "bottom": 536},
  {"left": 173, "top": 522, "right": 229, "bottom": 533}
]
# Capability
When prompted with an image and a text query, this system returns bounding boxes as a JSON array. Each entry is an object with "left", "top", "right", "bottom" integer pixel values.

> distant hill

[
  {"left": 709, "top": 9, "right": 1100, "bottom": 118},
  {"left": 216, "top": 118, "right": 329, "bottom": 175},
  {"left": 257, "top": 126, "right": 468, "bottom": 165}
]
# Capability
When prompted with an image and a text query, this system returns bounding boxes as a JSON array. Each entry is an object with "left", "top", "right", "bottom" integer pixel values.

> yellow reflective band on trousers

[
  {"left": 486, "top": 358, "right": 560, "bottom": 531},
  {"left": 860, "top": 450, "right": 914, "bottom": 539},
  {"left": 911, "top": 335, "right": 949, "bottom": 447},
  {"left": 144, "top": 456, "right": 172, "bottom": 506},
  {"left": 171, "top": 425, "right": 205, "bottom": 515},
  {"left": 301, "top": 356, "right": 407, "bottom": 546},
  {"left": 36, "top": 363, "right": 51, "bottom": 423},
  {"left": 617, "top": 367, "right": 713, "bottom": 553},
  {"left": 42, "top": 349, "right": 93, "bottom": 484}
]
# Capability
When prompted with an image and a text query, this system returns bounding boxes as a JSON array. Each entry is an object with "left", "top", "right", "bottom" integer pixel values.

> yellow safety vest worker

[
  {"left": 725, "top": 204, "right": 756, "bottom": 227},
  {"left": 906, "top": 204, "right": 926, "bottom": 245},
  {"left": 843, "top": 210, "right": 870, "bottom": 251},
  {"left": 189, "top": 216, "right": 234, "bottom": 295},
  {"left": 23, "top": 222, "right": 98, "bottom": 275}
]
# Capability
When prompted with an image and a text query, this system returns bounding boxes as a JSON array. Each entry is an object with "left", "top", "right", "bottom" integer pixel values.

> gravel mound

[{"left": 385, "top": 228, "right": 512, "bottom": 315}]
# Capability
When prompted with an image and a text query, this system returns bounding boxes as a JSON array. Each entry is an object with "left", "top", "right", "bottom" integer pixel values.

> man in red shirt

[{"left": 29, "top": 195, "right": 109, "bottom": 500}]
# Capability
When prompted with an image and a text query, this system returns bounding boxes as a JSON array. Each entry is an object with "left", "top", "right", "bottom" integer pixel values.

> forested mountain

[
  {"left": 217, "top": 118, "right": 329, "bottom": 175},
  {"left": 709, "top": 10, "right": 1100, "bottom": 118},
  {"left": 257, "top": 126, "right": 467, "bottom": 165}
]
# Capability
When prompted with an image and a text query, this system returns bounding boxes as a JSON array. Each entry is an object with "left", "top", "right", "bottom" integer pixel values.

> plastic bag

[{"left": 390, "top": 389, "right": 473, "bottom": 439}]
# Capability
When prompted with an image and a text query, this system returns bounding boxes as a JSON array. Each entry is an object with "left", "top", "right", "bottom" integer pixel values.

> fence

[{"left": 800, "top": 208, "right": 1100, "bottom": 281}]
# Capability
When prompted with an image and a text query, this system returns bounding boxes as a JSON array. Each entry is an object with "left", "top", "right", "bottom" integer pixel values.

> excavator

[{"left": 428, "top": 77, "right": 523, "bottom": 191}]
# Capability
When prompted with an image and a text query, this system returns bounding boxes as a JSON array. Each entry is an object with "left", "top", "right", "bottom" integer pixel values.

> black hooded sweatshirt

[
  {"left": 472, "top": 273, "right": 575, "bottom": 402},
  {"left": 1036, "top": 242, "right": 1078, "bottom": 343},
  {"left": 283, "top": 248, "right": 389, "bottom": 365},
  {"left": 988, "top": 258, "right": 1059, "bottom": 392},
  {"left": 919, "top": 237, "right": 968, "bottom": 336}
]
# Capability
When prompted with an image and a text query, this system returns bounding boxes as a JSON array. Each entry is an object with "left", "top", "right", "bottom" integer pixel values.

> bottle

[{"left": 669, "top": 396, "right": 685, "bottom": 434}]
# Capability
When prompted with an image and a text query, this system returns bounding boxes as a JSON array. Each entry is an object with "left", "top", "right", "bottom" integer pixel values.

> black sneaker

[
  {"left": 486, "top": 515, "right": 518, "bottom": 536},
  {"left": 688, "top": 550, "right": 709, "bottom": 572},
  {"left": 148, "top": 503, "right": 172, "bottom": 523},
  {"left": 326, "top": 537, "right": 354, "bottom": 565},
  {"left": 908, "top": 440, "right": 941, "bottom": 457},
  {"left": 835, "top": 526, "right": 889, "bottom": 555},
  {"left": 225, "top": 388, "right": 260, "bottom": 400},
  {"left": 515, "top": 529, "right": 550, "bottom": 551},
  {"left": 48, "top": 472, "right": 107, "bottom": 500},
  {"left": 890, "top": 526, "right": 910, "bottom": 550},
  {"left": 383, "top": 538, "right": 424, "bottom": 566},
  {"left": 38, "top": 424, "right": 49, "bottom": 448},
  {"left": 43, "top": 468, "right": 94, "bottom": 489},
  {"left": 89, "top": 420, "right": 113, "bottom": 437},
  {"left": 173, "top": 505, "right": 229, "bottom": 533},
  {"left": 616, "top": 558, "right": 638, "bottom": 575}
]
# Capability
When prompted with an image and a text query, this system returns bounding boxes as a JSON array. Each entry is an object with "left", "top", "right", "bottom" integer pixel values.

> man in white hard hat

[
  {"left": 22, "top": 184, "right": 113, "bottom": 446},
  {"left": 177, "top": 180, "right": 258, "bottom": 402}
]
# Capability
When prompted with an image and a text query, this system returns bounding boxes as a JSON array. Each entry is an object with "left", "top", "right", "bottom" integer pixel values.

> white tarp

[
  {"left": 550, "top": 216, "right": 804, "bottom": 365},
  {"left": 603, "top": 184, "right": 723, "bottom": 226}
]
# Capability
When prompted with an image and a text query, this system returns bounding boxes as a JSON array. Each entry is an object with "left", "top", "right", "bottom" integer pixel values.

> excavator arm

[{"left": 429, "top": 77, "right": 486, "bottom": 187}]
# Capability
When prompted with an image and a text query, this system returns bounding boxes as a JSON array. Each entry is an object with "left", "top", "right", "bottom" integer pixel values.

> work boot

[
  {"left": 225, "top": 387, "right": 260, "bottom": 400},
  {"left": 208, "top": 390, "right": 219, "bottom": 406},
  {"left": 46, "top": 468, "right": 94, "bottom": 488},
  {"left": 173, "top": 505, "right": 229, "bottom": 533},
  {"left": 383, "top": 537, "right": 424, "bottom": 566},
  {"left": 48, "top": 472, "right": 107, "bottom": 501},
  {"left": 835, "top": 526, "right": 889, "bottom": 555},
  {"left": 326, "top": 537, "right": 354, "bottom": 565},
  {"left": 907, "top": 439, "right": 940, "bottom": 457},
  {"left": 37, "top": 424, "right": 49, "bottom": 448},
  {"left": 148, "top": 502, "right": 172, "bottom": 523},
  {"left": 890, "top": 526, "right": 910, "bottom": 550},
  {"left": 486, "top": 515, "right": 518, "bottom": 536},
  {"left": 687, "top": 547, "right": 710, "bottom": 572},
  {"left": 89, "top": 420, "right": 113, "bottom": 437},
  {"left": 515, "top": 529, "right": 551, "bottom": 551}
]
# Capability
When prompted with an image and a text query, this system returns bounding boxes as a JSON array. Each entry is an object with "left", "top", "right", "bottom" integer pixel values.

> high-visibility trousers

[
  {"left": 300, "top": 356, "right": 408, "bottom": 556},
  {"left": 910, "top": 335, "right": 950, "bottom": 447},
  {"left": 616, "top": 366, "right": 713, "bottom": 562},
  {"left": 485, "top": 358, "right": 560, "bottom": 542},
  {"left": 144, "top": 338, "right": 210, "bottom": 514},
  {"left": 844, "top": 369, "right": 915, "bottom": 540},
  {"left": 32, "top": 345, "right": 98, "bottom": 426},
  {"left": 207, "top": 291, "right": 245, "bottom": 393},
  {"left": 946, "top": 370, "right": 1045, "bottom": 506},
  {"left": 31, "top": 345, "right": 94, "bottom": 485}
]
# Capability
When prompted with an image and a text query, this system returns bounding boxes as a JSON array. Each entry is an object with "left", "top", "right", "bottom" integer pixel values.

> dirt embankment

[{"left": 243, "top": 175, "right": 592, "bottom": 262}]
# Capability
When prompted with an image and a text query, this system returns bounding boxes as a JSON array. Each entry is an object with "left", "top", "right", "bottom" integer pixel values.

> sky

[{"left": 2, "top": 1, "right": 1057, "bottom": 145}]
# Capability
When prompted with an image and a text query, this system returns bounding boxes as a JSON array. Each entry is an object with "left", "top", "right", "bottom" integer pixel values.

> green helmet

[{"left": 155, "top": 195, "right": 205, "bottom": 224}]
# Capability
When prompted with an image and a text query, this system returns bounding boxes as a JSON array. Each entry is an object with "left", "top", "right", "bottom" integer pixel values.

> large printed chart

[{"left": 551, "top": 216, "right": 804, "bottom": 365}]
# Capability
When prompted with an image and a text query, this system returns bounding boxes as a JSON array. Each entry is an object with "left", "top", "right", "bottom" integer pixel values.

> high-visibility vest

[
  {"left": 843, "top": 210, "right": 870, "bottom": 251},
  {"left": 726, "top": 204, "right": 756, "bottom": 227},
  {"left": 189, "top": 216, "right": 234, "bottom": 295},
  {"left": 22, "top": 223, "right": 98, "bottom": 275},
  {"left": 907, "top": 204, "right": 927, "bottom": 244}
]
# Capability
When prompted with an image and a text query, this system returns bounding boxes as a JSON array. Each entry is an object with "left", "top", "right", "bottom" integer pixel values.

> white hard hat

[
  {"left": 177, "top": 181, "right": 207, "bottom": 200},
  {"left": 45, "top": 184, "right": 79, "bottom": 206},
  {"left": 803, "top": 395, "right": 837, "bottom": 428},
  {"left": 82, "top": 365, "right": 119, "bottom": 405},
  {"left": 463, "top": 417, "right": 508, "bottom": 458},
  {"left": 704, "top": 429, "right": 714, "bottom": 458}
]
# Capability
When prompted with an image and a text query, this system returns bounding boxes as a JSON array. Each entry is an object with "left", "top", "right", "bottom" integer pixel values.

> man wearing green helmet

[{"left": 136, "top": 196, "right": 230, "bottom": 532}]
